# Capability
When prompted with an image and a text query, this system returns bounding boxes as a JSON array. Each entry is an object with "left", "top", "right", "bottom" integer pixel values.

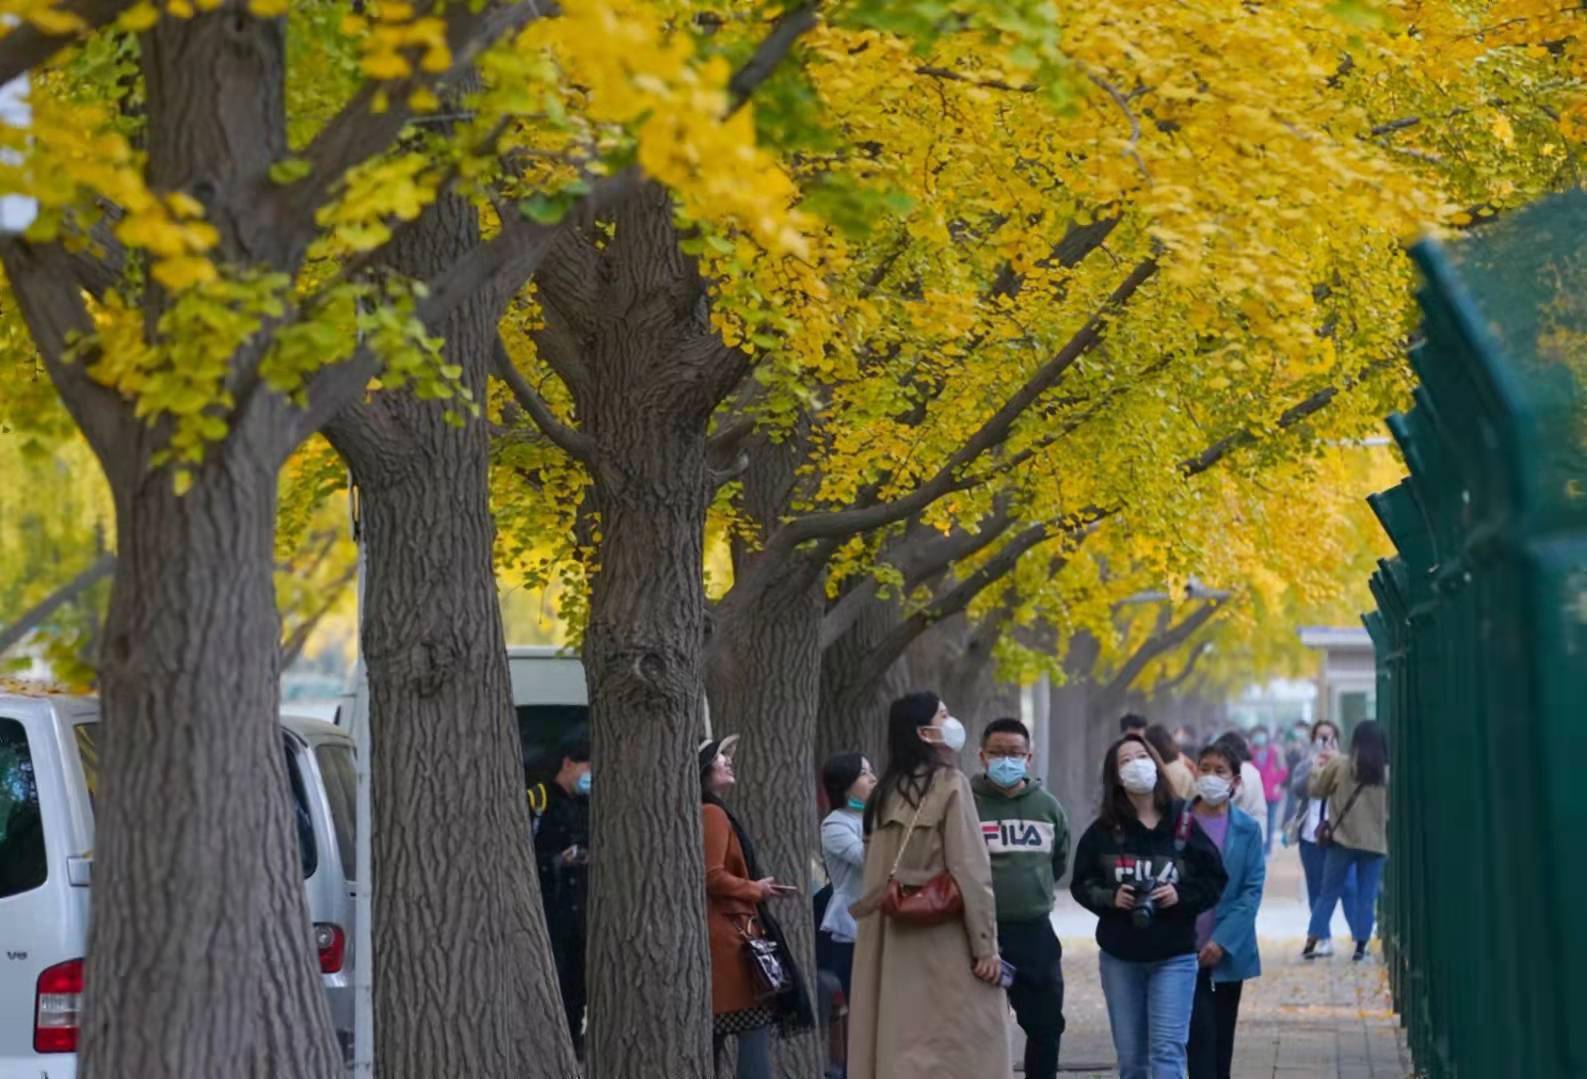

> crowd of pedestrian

[{"left": 524, "top": 700, "right": 1389, "bottom": 1078}]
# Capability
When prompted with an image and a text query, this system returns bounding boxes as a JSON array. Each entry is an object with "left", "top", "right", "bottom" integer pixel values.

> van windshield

[
  {"left": 314, "top": 744, "right": 357, "bottom": 883},
  {"left": 76, "top": 723, "right": 317, "bottom": 880},
  {"left": 0, "top": 717, "right": 46, "bottom": 898}
]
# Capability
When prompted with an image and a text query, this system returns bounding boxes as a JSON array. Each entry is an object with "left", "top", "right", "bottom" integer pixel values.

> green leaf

[{"left": 269, "top": 157, "right": 313, "bottom": 185}]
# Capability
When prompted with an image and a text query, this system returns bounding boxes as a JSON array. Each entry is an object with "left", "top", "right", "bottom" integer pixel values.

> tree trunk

[
  {"left": 83, "top": 461, "right": 341, "bottom": 1079},
  {"left": 564, "top": 188, "right": 738, "bottom": 1079},
  {"left": 326, "top": 175, "right": 579, "bottom": 1077},
  {"left": 707, "top": 436, "right": 827, "bottom": 1079},
  {"left": 352, "top": 445, "right": 576, "bottom": 1077},
  {"left": 706, "top": 573, "right": 824, "bottom": 1078},
  {"left": 818, "top": 589, "right": 917, "bottom": 769},
  {"left": 580, "top": 409, "right": 715, "bottom": 1079}
]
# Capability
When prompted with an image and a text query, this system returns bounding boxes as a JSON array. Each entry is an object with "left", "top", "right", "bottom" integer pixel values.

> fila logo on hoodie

[{"left": 981, "top": 819, "right": 1057, "bottom": 854}]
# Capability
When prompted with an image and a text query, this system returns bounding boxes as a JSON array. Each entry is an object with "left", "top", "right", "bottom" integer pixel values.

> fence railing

[{"left": 1364, "top": 191, "right": 1587, "bottom": 1079}]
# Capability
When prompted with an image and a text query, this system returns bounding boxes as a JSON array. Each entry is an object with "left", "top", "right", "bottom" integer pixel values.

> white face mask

[
  {"left": 939, "top": 717, "right": 967, "bottom": 752},
  {"left": 1119, "top": 757, "right": 1158, "bottom": 794},
  {"left": 1196, "top": 774, "right": 1233, "bottom": 805}
]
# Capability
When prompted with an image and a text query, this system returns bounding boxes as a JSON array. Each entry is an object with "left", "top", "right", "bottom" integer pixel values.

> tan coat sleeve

[
  {"left": 1308, "top": 754, "right": 1344, "bottom": 799},
  {"left": 941, "top": 771, "right": 1000, "bottom": 962}
]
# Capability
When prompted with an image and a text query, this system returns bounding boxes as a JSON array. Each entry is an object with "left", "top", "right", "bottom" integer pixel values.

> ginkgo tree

[
  {"left": 492, "top": 9, "right": 1587, "bottom": 1051},
  {"left": 0, "top": 0, "right": 639, "bottom": 1073}
]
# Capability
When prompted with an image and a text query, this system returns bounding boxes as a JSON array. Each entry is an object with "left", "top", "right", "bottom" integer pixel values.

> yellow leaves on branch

[
  {"left": 0, "top": 95, "right": 220, "bottom": 290},
  {"left": 531, "top": 0, "right": 811, "bottom": 258},
  {"left": 339, "top": 1, "right": 451, "bottom": 83}
]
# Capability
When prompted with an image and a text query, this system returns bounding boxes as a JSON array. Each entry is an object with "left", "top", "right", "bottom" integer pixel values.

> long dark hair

[
  {"left": 1350, "top": 720, "right": 1388, "bottom": 786},
  {"left": 1098, "top": 733, "right": 1175, "bottom": 836},
  {"left": 821, "top": 752, "right": 867, "bottom": 812},
  {"left": 864, "top": 691, "right": 943, "bottom": 835}
]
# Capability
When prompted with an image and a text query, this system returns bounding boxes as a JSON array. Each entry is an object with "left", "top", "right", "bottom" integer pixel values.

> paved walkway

[{"left": 1029, "top": 844, "right": 1412, "bottom": 1077}]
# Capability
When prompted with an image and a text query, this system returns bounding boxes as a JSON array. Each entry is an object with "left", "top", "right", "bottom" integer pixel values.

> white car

[{"left": 0, "top": 694, "right": 358, "bottom": 1076}]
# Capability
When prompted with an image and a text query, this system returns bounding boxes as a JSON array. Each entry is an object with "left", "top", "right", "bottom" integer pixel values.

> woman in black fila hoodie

[{"left": 1071, "top": 734, "right": 1227, "bottom": 1079}]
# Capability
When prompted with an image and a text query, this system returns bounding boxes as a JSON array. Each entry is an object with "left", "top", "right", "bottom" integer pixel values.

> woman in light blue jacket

[
  {"left": 817, "top": 753, "right": 876, "bottom": 996},
  {"left": 1187, "top": 738, "right": 1266, "bottom": 1079}
]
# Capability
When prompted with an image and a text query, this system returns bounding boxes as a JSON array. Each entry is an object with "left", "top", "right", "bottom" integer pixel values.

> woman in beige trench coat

[{"left": 847, "top": 691, "right": 1011, "bottom": 1079}]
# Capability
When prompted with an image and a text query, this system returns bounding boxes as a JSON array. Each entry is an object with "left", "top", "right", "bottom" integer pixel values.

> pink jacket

[{"left": 1252, "top": 747, "right": 1289, "bottom": 804}]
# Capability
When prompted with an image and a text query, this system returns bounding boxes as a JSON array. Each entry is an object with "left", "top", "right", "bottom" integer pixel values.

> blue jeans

[
  {"left": 1264, "top": 800, "right": 1280, "bottom": 853},
  {"left": 1298, "top": 839, "right": 1356, "bottom": 940},
  {"left": 1099, "top": 950, "right": 1199, "bottom": 1079},
  {"left": 1306, "top": 844, "right": 1385, "bottom": 944}
]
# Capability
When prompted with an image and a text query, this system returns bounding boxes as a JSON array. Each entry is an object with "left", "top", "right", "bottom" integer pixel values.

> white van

[
  {"left": 335, "top": 646, "right": 592, "bottom": 786},
  {"left": 0, "top": 695, "right": 358, "bottom": 1076}
]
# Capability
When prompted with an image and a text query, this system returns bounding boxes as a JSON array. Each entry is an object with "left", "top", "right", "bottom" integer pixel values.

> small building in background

[{"left": 1299, "top": 625, "right": 1377, "bottom": 735}]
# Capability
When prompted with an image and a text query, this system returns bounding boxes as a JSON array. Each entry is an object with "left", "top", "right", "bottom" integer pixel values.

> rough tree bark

[
  {"left": 531, "top": 185, "right": 744, "bottom": 1079},
  {"left": 0, "top": 9, "right": 350, "bottom": 1075},
  {"left": 705, "top": 437, "right": 827, "bottom": 1079},
  {"left": 325, "top": 177, "right": 579, "bottom": 1078},
  {"left": 817, "top": 590, "right": 914, "bottom": 769},
  {"left": 82, "top": 457, "right": 342, "bottom": 1078}
]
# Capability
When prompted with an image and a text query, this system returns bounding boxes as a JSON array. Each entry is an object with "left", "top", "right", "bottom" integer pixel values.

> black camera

[{"left": 1130, "top": 883, "right": 1157, "bottom": 929}]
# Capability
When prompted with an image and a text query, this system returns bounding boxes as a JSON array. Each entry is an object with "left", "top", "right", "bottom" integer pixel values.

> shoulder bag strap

[
  {"left": 1332, "top": 779, "right": 1366, "bottom": 830},
  {"left": 886, "top": 775, "right": 935, "bottom": 881}
]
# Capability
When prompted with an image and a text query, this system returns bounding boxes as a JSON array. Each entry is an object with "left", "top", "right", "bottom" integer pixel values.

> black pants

[
  {"left": 550, "top": 925, "right": 586, "bottom": 1057},
  {"left": 997, "top": 918, "right": 1065, "bottom": 1079},
  {"left": 1187, "top": 969, "right": 1243, "bottom": 1079}
]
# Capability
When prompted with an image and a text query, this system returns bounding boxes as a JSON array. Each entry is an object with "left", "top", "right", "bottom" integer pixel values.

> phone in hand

[{"left": 998, "top": 958, "right": 1017, "bottom": 989}]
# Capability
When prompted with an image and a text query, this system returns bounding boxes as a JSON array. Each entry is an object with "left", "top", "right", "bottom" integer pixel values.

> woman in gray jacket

[{"left": 818, "top": 752, "right": 876, "bottom": 995}]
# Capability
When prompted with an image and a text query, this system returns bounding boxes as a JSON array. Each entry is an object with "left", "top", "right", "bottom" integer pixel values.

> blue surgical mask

[
  {"left": 847, "top": 797, "right": 866, "bottom": 811},
  {"left": 987, "top": 756, "right": 1028, "bottom": 788},
  {"left": 575, "top": 772, "right": 592, "bottom": 796}
]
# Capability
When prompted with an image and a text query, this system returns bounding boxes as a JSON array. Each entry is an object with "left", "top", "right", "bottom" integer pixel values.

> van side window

[
  {"left": 314, "top": 744, "right": 357, "bottom": 883},
  {"left": 285, "top": 740, "right": 317, "bottom": 880},
  {"left": 75, "top": 723, "right": 99, "bottom": 810},
  {"left": 79, "top": 723, "right": 315, "bottom": 879},
  {"left": 0, "top": 718, "right": 46, "bottom": 898}
]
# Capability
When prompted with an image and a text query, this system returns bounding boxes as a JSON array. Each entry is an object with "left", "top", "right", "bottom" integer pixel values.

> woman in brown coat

[
  {"left": 847, "top": 692, "right": 1011, "bottom": 1079},
  {"left": 701, "top": 734, "right": 812, "bottom": 1078}
]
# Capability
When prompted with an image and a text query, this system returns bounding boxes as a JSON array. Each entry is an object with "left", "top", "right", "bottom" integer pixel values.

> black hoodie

[{"left": 1069, "top": 800, "right": 1229, "bottom": 963}]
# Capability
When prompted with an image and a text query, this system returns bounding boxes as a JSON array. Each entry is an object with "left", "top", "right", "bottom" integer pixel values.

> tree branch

[
  {"left": 0, "top": 552, "right": 115, "bottom": 656},
  {"left": 726, "top": 2, "right": 819, "bottom": 114},
  {"left": 1179, "top": 358, "right": 1397, "bottom": 478},
  {"left": 1157, "top": 639, "right": 1211, "bottom": 697},
  {"left": 0, "top": 0, "right": 134, "bottom": 85},
  {"left": 273, "top": 0, "right": 560, "bottom": 247},
  {"left": 841, "top": 509, "right": 1107, "bottom": 690},
  {"left": 0, "top": 237, "right": 134, "bottom": 464},
  {"left": 1095, "top": 599, "right": 1225, "bottom": 711},
  {"left": 771, "top": 255, "right": 1158, "bottom": 551},
  {"left": 280, "top": 561, "right": 360, "bottom": 669},
  {"left": 491, "top": 335, "right": 594, "bottom": 461}
]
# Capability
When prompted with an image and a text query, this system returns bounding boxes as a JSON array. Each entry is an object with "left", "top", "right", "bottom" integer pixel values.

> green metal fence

[{"left": 1365, "top": 191, "right": 1587, "bottom": 1079}]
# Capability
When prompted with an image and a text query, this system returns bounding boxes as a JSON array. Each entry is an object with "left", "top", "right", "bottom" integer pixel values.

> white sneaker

[{"left": 1316, "top": 939, "right": 1334, "bottom": 957}]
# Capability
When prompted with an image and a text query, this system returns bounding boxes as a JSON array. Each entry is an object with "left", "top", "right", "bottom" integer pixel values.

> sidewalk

[{"left": 1031, "top": 844, "right": 1412, "bottom": 1078}]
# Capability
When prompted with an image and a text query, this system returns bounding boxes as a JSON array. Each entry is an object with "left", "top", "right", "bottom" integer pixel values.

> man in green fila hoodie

[{"left": 974, "top": 717, "right": 1070, "bottom": 1079}]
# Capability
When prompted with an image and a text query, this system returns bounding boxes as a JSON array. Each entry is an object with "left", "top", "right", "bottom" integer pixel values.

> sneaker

[
  {"left": 1353, "top": 941, "right": 1369, "bottom": 962},
  {"left": 1302, "top": 938, "right": 1319, "bottom": 960},
  {"left": 1316, "top": 939, "right": 1334, "bottom": 958}
]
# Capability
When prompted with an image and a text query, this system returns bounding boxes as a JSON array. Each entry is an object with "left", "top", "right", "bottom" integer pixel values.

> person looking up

[{"left": 847, "top": 692, "right": 1009, "bottom": 1079}]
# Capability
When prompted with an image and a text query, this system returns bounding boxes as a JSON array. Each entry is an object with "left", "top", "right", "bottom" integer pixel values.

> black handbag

[{"left": 740, "top": 918, "right": 789, "bottom": 998}]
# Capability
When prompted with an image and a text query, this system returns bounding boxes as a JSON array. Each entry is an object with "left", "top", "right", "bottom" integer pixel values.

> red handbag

[{"left": 878, "top": 778, "right": 964, "bottom": 927}]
